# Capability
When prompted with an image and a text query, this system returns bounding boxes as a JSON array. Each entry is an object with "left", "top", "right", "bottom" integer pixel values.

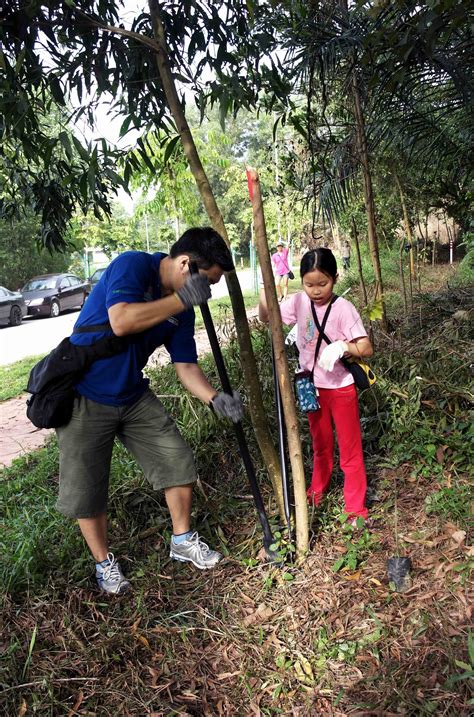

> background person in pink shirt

[
  {"left": 260, "top": 247, "right": 373, "bottom": 523},
  {"left": 271, "top": 241, "right": 291, "bottom": 301}
]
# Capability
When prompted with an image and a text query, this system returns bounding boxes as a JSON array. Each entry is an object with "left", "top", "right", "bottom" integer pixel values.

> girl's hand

[{"left": 318, "top": 340, "right": 348, "bottom": 371}]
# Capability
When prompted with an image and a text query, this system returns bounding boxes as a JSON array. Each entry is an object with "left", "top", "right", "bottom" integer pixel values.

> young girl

[{"left": 259, "top": 248, "right": 373, "bottom": 521}]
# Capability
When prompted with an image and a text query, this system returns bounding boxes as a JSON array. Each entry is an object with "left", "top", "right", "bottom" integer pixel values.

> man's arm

[
  {"left": 108, "top": 295, "right": 184, "bottom": 336},
  {"left": 175, "top": 362, "right": 244, "bottom": 422},
  {"left": 174, "top": 362, "right": 217, "bottom": 404},
  {"left": 108, "top": 273, "right": 211, "bottom": 336}
]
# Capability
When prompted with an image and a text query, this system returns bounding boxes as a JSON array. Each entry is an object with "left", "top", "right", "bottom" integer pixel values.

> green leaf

[
  {"left": 468, "top": 631, "right": 474, "bottom": 667},
  {"left": 71, "top": 136, "right": 91, "bottom": 163},
  {"left": 59, "top": 131, "right": 73, "bottom": 160},
  {"left": 163, "top": 135, "right": 181, "bottom": 165},
  {"left": 367, "top": 298, "right": 384, "bottom": 322},
  {"left": 49, "top": 77, "right": 65, "bottom": 106},
  {"left": 454, "top": 660, "right": 472, "bottom": 671}
]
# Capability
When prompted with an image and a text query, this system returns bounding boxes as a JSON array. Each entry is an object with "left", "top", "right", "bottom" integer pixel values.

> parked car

[
  {"left": 0, "top": 286, "right": 27, "bottom": 326},
  {"left": 89, "top": 266, "right": 107, "bottom": 288},
  {"left": 21, "top": 273, "right": 91, "bottom": 318}
]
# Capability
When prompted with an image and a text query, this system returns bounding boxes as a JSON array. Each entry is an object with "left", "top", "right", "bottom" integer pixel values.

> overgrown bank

[{"left": 1, "top": 282, "right": 472, "bottom": 715}]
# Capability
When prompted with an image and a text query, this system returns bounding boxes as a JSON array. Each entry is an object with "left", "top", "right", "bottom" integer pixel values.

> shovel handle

[{"left": 188, "top": 261, "right": 276, "bottom": 552}]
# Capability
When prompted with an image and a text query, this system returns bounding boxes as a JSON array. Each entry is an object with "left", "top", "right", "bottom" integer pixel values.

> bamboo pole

[
  {"left": 351, "top": 218, "right": 368, "bottom": 307},
  {"left": 395, "top": 174, "right": 416, "bottom": 280},
  {"left": 148, "top": 0, "right": 285, "bottom": 518},
  {"left": 247, "top": 167, "right": 309, "bottom": 557}
]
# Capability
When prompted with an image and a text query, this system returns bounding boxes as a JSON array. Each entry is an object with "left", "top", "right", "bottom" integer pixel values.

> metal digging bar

[
  {"left": 189, "top": 262, "right": 278, "bottom": 561},
  {"left": 271, "top": 342, "right": 292, "bottom": 544}
]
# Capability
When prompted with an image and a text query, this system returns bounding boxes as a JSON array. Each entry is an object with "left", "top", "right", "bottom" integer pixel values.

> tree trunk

[
  {"left": 399, "top": 229, "right": 408, "bottom": 315},
  {"left": 149, "top": 0, "right": 285, "bottom": 518},
  {"left": 444, "top": 212, "right": 455, "bottom": 264},
  {"left": 395, "top": 173, "right": 415, "bottom": 305},
  {"left": 247, "top": 167, "right": 308, "bottom": 557},
  {"left": 351, "top": 218, "right": 368, "bottom": 307},
  {"left": 350, "top": 72, "right": 387, "bottom": 330}
]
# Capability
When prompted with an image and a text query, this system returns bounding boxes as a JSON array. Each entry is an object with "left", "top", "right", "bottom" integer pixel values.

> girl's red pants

[{"left": 307, "top": 383, "right": 368, "bottom": 518}]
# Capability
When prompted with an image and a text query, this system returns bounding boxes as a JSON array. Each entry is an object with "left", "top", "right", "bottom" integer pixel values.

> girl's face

[{"left": 302, "top": 268, "right": 336, "bottom": 306}]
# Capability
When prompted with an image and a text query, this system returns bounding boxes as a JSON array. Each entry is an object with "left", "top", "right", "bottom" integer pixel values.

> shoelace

[
  {"left": 100, "top": 552, "right": 122, "bottom": 582},
  {"left": 188, "top": 532, "right": 212, "bottom": 554}
]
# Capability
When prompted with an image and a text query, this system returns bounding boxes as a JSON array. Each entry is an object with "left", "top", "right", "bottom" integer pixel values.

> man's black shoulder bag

[{"left": 26, "top": 323, "right": 127, "bottom": 429}]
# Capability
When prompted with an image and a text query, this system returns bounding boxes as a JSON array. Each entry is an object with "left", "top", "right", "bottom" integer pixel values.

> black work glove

[
  {"left": 210, "top": 391, "right": 244, "bottom": 423},
  {"left": 176, "top": 273, "right": 211, "bottom": 308}
]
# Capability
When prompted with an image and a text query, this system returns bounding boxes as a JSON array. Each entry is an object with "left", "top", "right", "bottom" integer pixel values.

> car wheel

[
  {"left": 9, "top": 305, "right": 23, "bottom": 326},
  {"left": 81, "top": 292, "right": 89, "bottom": 307},
  {"left": 50, "top": 299, "right": 60, "bottom": 318}
]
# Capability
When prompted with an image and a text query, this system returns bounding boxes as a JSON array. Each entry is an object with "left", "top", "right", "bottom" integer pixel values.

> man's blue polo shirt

[{"left": 71, "top": 251, "right": 197, "bottom": 406}]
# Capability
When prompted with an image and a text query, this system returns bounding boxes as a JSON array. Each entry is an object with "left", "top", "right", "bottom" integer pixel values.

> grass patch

[{"left": 0, "top": 354, "right": 45, "bottom": 401}]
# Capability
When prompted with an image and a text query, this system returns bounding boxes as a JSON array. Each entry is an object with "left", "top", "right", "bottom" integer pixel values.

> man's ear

[{"left": 178, "top": 255, "right": 190, "bottom": 274}]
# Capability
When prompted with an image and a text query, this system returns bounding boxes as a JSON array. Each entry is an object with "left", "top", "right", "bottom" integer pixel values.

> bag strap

[
  {"left": 72, "top": 321, "right": 113, "bottom": 334},
  {"left": 310, "top": 295, "right": 337, "bottom": 376},
  {"left": 310, "top": 296, "right": 338, "bottom": 347}
]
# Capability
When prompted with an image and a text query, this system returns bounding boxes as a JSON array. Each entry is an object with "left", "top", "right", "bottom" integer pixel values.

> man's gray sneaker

[
  {"left": 169, "top": 532, "right": 222, "bottom": 569},
  {"left": 96, "top": 553, "right": 131, "bottom": 595}
]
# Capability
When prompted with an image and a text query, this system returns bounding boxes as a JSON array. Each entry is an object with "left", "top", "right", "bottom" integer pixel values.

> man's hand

[
  {"left": 210, "top": 391, "right": 244, "bottom": 423},
  {"left": 318, "top": 340, "right": 348, "bottom": 372},
  {"left": 176, "top": 273, "right": 211, "bottom": 308}
]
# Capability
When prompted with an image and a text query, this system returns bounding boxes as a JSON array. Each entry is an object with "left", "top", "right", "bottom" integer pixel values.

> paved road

[{"left": 0, "top": 269, "right": 256, "bottom": 366}]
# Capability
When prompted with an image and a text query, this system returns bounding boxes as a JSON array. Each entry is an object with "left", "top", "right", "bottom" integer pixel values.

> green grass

[
  {"left": 194, "top": 289, "right": 261, "bottom": 330},
  {"left": 0, "top": 354, "right": 46, "bottom": 401}
]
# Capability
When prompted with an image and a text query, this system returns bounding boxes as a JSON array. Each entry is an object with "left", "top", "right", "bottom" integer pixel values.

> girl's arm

[
  {"left": 345, "top": 336, "right": 373, "bottom": 359},
  {"left": 258, "top": 287, "right": 269, "bottom": 323}
]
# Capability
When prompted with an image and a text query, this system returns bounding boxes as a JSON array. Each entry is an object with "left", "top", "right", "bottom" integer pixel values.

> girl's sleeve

[
  {"left": 340, "top": 300, "right": 368, "bottom": 341},
  {"left": 279, "top": 293, "right": 298, "bottom": 326}
]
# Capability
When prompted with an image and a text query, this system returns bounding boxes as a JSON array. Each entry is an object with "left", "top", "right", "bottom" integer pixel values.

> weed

[
  {"left": 314, "top": 628, "right": 359, "bottom": 668},
  {"left": 425, "top": 484, "right": 472, "bottom": 526},
  {"left": 268, "top": 529, "right": 296, "bottom": 563},
  {"left": 332, "top": 516, "right": 378, "bottom": 572},
  {"left": 446, "top": 631, "right": 474, "bottom": 689}
]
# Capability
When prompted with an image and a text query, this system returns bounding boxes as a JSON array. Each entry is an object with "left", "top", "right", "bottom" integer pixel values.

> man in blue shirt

[{"left": 56, "top": 228, "right": 242, "bottom": 594}]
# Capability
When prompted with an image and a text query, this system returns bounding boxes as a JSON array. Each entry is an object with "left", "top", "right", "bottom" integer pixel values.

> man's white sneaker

[
  {"left": 96, "top": 553, "right": 131, "bottom": 595},
  {"left": 170, "top": 532, "right": 222, "bottom": 569}
]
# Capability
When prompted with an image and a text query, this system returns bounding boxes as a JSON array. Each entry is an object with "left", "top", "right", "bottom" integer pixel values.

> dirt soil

[{"left": 0, "top": 308, "right": 258, "bottom": 469}]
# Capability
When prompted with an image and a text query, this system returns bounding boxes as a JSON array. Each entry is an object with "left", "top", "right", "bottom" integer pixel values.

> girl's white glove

[{"left": 318, "top": 340, "right": 348, "bottom": 372}]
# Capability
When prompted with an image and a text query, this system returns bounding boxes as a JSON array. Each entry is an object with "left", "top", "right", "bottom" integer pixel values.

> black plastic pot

[{"left": 387, "top": 556, "right": 412, "bottom": 592}]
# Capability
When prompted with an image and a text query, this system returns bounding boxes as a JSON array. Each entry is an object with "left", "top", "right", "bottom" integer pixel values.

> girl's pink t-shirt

[
  {"left": 271, "top": 247, "right": 290, "bottom": 275},
  {"left": 280, "top": 292, "right": 368, "bottom": 389}
]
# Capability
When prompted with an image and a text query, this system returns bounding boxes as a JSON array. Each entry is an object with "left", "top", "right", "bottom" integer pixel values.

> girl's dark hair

[
  {"left": 170, "top": 227, "right": 234, "bottom": 271},
  {"left": 300, "top": 247, "right": 338, "bottom": 280}
]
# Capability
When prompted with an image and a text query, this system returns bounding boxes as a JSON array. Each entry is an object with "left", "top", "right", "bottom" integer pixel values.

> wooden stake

[{"left": 246, "top": 167, "right": 309, "bottom": 557}]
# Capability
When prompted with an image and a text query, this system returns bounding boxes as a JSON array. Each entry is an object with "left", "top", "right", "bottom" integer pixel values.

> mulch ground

[{"left": 2, "top": 466, "right": 471, "bottom": 716}]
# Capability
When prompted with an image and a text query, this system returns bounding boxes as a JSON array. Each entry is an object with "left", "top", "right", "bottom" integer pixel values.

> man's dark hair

[{"left": 169, "top": 227, "right": 234, "bottom": 271}]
